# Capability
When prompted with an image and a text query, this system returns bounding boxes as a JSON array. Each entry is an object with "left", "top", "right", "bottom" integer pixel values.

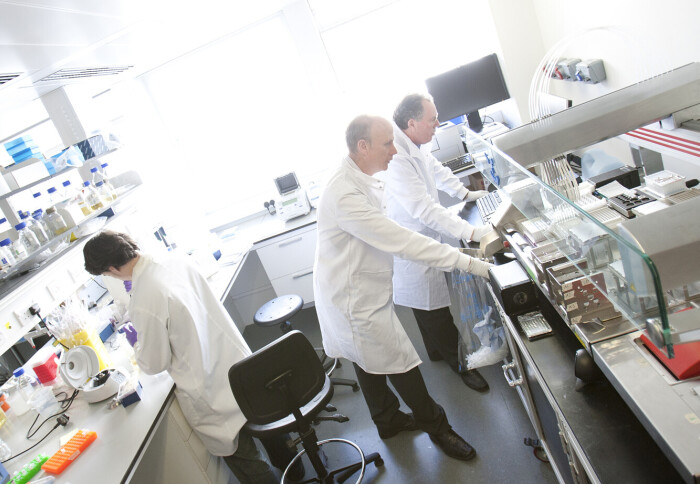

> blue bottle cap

[
  {"left": 83, "top": 181, "right": 90, "bottom": 187},
  {"left": 101, "top": 163, "right": 109, "bottom": 168},
  {"left": 18, "top": 211, "right": 28, "bottom": 219},
  {"left": 0, "top": 218, "right": 5, "bottom": 224},
  {"left": 90, "top": 167, "right": 98, "bottom": 173},
  {"left": 96, "top": 181, "right": 104, "bottom": 187},
  {"left": 62, "top": 180, "right": 71, "bottom": 187},
  {"left": 14, "top": 222, "right": 26, "bottom": 230},
  {"left": 0, "top": 238, "right": 11, "bottom": 246},
  {"left": 47, "top": 187, "right": 57, "bottom": 194},
  {"left": 33, "top": 192, "right": 41, "bottom": 198},
  {"left": 13, "top": 368, "right": 24, "bottom": 377}
]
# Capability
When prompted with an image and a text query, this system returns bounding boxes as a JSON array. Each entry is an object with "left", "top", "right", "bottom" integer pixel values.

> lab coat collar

[
  {"left": 343, "top": 155, "right": 385, "bottom": 189},
  {"left": 392, "top": 121, "right": 431, "bottom": 160},
  {"left": 130, "top": 253, "right": 153, "bottom": 289}
]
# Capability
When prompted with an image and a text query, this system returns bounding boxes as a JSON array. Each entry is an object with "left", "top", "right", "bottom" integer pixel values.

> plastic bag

[{"left": 451, "top": 270, "right": 508, "bottom": 369}]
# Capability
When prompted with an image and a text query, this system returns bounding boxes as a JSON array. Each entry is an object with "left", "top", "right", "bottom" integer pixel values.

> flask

[
  {"left": 44, "top": 207, "right": 69, "bottom": 236},
  {"left": 76, "top": 183, "right": 93, "bottom": 216},
  {"left": 83, "top": 181, "right": 103, "bottom": 211},
  {"left": 13, "top": 368, "right": 39, "bottom": 406},
  {"left": 0, "top": 238, "right": 16, "bottom": 272},
  {"left": 15, "top": 222, "right": 41, "bottom": 254}
]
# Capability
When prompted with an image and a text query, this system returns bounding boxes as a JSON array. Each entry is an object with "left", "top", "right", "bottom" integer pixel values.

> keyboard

[
  {"left": 475, "top": 191, "right": 502, "bottom": 222},
  {"left": 442, "top": 153, "right": 474, "bottom": 173}
]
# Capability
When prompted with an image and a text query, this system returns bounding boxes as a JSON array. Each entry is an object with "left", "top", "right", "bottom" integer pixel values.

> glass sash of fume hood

[{"left": 465, "top": 130, "right": 679, "bottom": 356}]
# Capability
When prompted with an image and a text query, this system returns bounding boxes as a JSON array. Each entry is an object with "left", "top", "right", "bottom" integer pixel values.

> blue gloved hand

[
  {"left": 124, "top": 280, "right": 132, "bottom": 293},
  {"left": 122, "top": 323, "right": 138, "bottom": 347}
]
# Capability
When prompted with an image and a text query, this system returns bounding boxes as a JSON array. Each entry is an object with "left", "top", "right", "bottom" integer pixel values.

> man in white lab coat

[
  {"left": 313, "top": 115, "right": 493, "bottom": 461},
  {"left": 385, "top": 93, "right": 493, "bottom": 392},
  {"left": 83, "top": 231, "right": 302, "bottom": 484}
]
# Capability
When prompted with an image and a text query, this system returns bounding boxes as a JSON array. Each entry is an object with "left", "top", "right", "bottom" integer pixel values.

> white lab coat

[
  {"left": 313, "top": 156, "right": 472, "bottom": 374},
  {"left": 129, "top": 253, "right": 251, "bottom": 456},
  {"left": 385, "top": 123, "right": 472, "bottom": 311}
]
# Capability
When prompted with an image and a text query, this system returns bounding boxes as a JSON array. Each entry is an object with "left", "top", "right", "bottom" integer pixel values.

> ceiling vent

[
  {"left": 35, "top": 65, "right": 134, "bottom": 83},
  {"left": 0, "top": 73, "right": 22, "bottom": 86}
]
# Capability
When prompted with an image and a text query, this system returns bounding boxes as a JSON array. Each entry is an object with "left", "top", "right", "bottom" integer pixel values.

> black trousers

[
  {"left": 352, "top": 363, "right": 451, "bottom": 436},
  {"left": 412, "top": 306, "right": 462, "bottom": 373}
]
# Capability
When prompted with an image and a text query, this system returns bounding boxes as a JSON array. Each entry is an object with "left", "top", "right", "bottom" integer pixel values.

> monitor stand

[{"left": 466, "top": 111, "right": 484, "bottom": 133}]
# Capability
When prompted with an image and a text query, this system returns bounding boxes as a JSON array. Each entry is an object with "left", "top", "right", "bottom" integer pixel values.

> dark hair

[
  {"left": 83, "top": 230, "right": 140, "bottom": 275},
  {"left": 393, "top": 93, "right": 432, "bottom": 130}
]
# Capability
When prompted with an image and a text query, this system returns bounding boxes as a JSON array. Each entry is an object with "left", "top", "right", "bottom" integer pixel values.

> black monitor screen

[{"left": 425, "top": 53, "right": 510, "bottom": 132}]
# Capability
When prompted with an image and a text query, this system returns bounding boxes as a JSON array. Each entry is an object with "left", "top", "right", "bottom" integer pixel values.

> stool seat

[{"left": 254, "top": 294, "right": 303, "bottom": 327}]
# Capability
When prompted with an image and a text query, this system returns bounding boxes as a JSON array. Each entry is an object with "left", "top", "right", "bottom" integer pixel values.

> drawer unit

[
  {"left": 270, "top": 270, "right": 315, "bottom": 306},
  {"left": 255, "top": 225, "right": 317, "bottom": 280}
]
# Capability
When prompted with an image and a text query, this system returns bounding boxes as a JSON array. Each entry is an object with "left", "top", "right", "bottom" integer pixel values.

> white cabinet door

[
  {"left": 270, "top": 268, "right": 315, "bottom": 304},
  {"left": 256, "top": 225, "right": 317, "bottom": 281}
]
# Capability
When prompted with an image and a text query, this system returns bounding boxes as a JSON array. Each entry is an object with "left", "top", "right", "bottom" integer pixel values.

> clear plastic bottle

[
  {"left": 2, "top": 373, "right": 29, "bottom": 416},
  {"left": 83, "top": 181, "right": 104, "bottom": 211},
  {"left": 0, "top": 239, "right": 16, "bottom": 272},
  {"left": 60, "top": 180, "right": 78, "bottom": 202},
  {"left": 14, "top": 222, "right": 41, "bottom": 254},
  {"left": 100, "top": 163, "right": 117, "bottom": 200},
  {"left": 46, "top": 187, "right": 59, "bottom": 206},
  {"left": 44, "top": 207, "right": 69, "bottom": 236},
  {"left": 19, "top": 211, "right": 48, "bottom": 245},
  {"left": 95, "top": 181, "right": 113, "bottom": 205},
  {"left": 90, "top": 166, "right": 103, "bottom": 187},
  {"left": 9, "top": 236, "right": 28, "bottom": 262},
  {"left": 32, "top": 192, "right": 43, "bottom": 212},
  {"left": 76, "top": 182, "right": 94, "bottom": 216},
  {"left": 13, "top": 368, "right": 39, "bottom": 407},
  {"left": 32, "top": 210, "right": 52, "bottom": 240},
  {"left": 0, "top": 437, "right": 9, "bottom": 460}
]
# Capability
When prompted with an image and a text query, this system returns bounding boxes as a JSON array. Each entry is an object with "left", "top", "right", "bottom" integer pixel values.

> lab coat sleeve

[
  {"left": 130, "top": 306, "right": 172, "bottom": 375},
  {"left": 336, "top": 188, "right": 462, "bottom": 272},
  {"left": 427, "top": 152, "right": 469, "bottom": 200},
  {"left": 387, "top": 153, "right": 473, "bottom": 240}
]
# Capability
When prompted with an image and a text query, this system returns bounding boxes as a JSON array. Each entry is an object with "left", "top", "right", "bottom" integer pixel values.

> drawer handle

[
  {"left": 502, "top": 361, "right": 523, "bottom": 388},
  {"left": 292, "top": 269, "right": 313, "bottom": 279},
  {"left": 278, "top": 237, "right": 303, "bottom": 248}
]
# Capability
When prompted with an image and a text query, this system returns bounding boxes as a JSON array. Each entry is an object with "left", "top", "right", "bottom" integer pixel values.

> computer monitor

[{"left": 425, "top": 53, "right": 510, "bottom": 133}]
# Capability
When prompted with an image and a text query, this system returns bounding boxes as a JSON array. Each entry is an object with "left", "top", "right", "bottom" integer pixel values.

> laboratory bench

[{"left": 459, "top": 200, "right": 696, "bottom": 483}]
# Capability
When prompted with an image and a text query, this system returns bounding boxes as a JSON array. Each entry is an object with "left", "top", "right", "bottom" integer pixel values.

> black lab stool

[{"left": 254, "top": 294, "right": 360, "bottom": 392}]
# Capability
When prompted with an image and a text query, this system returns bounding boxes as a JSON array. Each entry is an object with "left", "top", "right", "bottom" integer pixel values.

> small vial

[
  {"left": 15, "top": 222, "right": 41, "bottom": 254},
  {"left": 44, "top": 207, "right": 69, "bottom": 236},
  {"left": 0, "top": 238, "right": 16, "bottom": 272}
]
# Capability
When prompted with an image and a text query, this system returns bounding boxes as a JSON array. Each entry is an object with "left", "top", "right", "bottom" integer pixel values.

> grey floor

[{"left": 242, "top": 305, "right": 558, "bottom": 484}]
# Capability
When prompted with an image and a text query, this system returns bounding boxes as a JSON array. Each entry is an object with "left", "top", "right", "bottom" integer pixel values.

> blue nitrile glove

[
  {"left": 122, "top": 323, "right": 138, "bottom": 347},
  {"left": 124, "top": 280, "right": 132, "bottom": 293}
]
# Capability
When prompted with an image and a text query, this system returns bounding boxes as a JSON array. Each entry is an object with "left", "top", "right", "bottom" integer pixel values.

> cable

[
  {"left": 2, "top": 414, "right": 70, "bottom": 464},
  {"left": 26, "top": 390, "right": 78, "bottom": 439}
]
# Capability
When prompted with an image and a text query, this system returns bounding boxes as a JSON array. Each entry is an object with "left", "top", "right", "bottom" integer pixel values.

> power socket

[{"left": 13, "top": 303, "right": 37, "bottom": 327}]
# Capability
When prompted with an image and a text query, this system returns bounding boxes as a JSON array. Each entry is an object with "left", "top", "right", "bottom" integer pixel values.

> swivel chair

[
  {"left": 229, "top": 330, "right": 384, "bottom": 483},
  {"left": 254, "top": 294, "right": 359, "bottom": 392}
]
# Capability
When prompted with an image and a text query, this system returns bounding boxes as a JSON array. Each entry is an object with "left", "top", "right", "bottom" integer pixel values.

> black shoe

[
  {"left": 460, "top": 369, "right": 489, "bottom": 392},
  {"left": 377, "top": 412, "right": 418, "bottom": 439},
  {"left": 429, "top": 429, "right": 476, "bottom": 461}
]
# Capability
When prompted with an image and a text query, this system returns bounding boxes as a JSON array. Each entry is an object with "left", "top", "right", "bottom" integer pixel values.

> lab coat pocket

[{"left": 350, "top": 270, "right": 393, "bottom": 320}]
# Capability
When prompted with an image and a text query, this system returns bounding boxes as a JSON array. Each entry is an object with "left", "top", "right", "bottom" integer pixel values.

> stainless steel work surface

[
  {"left": 593, "top": 332, "right": 700, "bottom": 482},
  {"left": 516, "top": 299, "right": 682, "bottom": 483}
]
